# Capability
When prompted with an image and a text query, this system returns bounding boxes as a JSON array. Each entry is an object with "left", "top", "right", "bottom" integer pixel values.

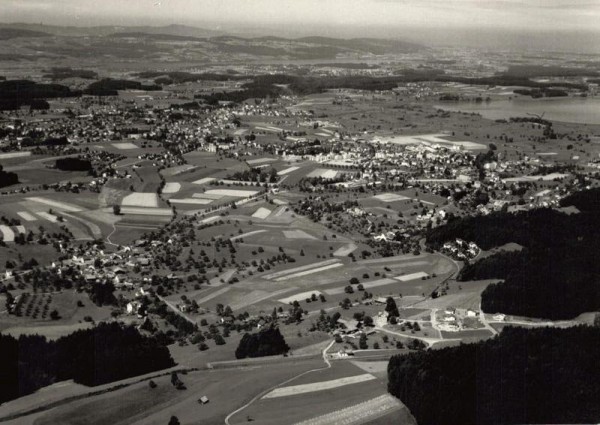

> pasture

[
  {"left": 121, "top": 192, "right": 159, "bottom": 207},
  {"left": 8, "top": 359, "right": 324, "bottom": 425},
  {"left": 241, "top": 361, "right": 408, "bottom": 425}
]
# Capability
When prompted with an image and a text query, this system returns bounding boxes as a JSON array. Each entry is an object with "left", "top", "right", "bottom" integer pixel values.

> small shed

[{"left": 198, "top": 396, "right": 209, "bottom": 404}]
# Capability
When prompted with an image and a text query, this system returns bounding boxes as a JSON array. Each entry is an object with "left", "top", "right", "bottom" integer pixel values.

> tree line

[
  {"left": 388, "top": 326, "right": 600, "bottom": 425},
  {"left": 0, "top": 165, "right": 19, "bottom": 188},
  {"left": 0, "top": 322, "right": 175, "bottom": 404},
  {"left": 428, "top": 202, "right": 600, "bottom": 319}
]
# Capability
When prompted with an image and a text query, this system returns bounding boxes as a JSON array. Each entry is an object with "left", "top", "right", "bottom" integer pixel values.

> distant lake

[{"left": 434, "top": 97, "right": 600, "bottom": 125}]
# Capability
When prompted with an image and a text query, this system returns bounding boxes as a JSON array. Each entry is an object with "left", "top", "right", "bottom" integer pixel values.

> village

[{"left": 1, "top": 39, "right": 600, "bottom": 424}]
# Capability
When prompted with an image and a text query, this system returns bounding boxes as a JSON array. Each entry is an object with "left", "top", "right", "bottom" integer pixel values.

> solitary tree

[{"left": 385, "top": 297, "right": 400, "bottom": 319}]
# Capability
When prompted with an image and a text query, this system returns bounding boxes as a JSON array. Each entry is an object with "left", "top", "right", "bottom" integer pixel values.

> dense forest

[
  {"left": 388, "top": 326, "right": 600, "bottom": 425},
  {"left": 235, "top": 326, "right": 289, "bottom": 359},
  {"left": 457, "top": 250, "right": 527, "bottom": 281},
  {"left": 559, "top": 187, "right": 600, "bottom": 212},
  {"left": 0, "top": 80, "right": 79, "bottom": 110},
  {"left": 0, "top": 165, "right": 19, "bottom": 188},
  {"left": 42, "top": 67, "right": 99, "bottom": 80},
  {"left": 198, "top": 72, "right": 587, "bottom": 105},
  {"left": 428, "top": 204, "right": 600, "bottom": 319},
  {"left": 134, "top": 71, "right": 249, "bottom": 85},
  {"left": 55, "top": 157, "right": 92, "bottom": 172},
  {"left": 84, "top": 79, "right": 162, "bottom": 96},
  {"left": 0, "top": 322, "right": 175, "bottom": 404}
]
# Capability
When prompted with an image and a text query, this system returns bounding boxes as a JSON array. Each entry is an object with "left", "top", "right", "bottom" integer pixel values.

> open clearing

[
  {"left": 263, "top": 259, "right": 340, "bottom": 280},
  {"left": 283, "top": 229, "right": 317, "bottom": 240},
  {"left": 502, "top": 173, "right": 570, "bottom": 182},
  {"left": 36, "top": 212, "right": 58, "bottom": 222},
  {"left": 0, "top": 151, "right": 31, "bottom": 159},
  {"left": 192, "top": 193, "right": 223, "bottom": 200},
  {"left": 395, "top": 271, "right": 429, "bottom": 281},
  {"left": 230, "top": 229, "right": 267, "bottom": 241},
  {"left": 196, "top": 287, "right": 232, "bottom": 305},
  {"left": 112, "top": 142, "right": 138, "bottom": 150},
  {"left": 350, "top": 361, "right": 389, "bottom": 375},
  {"left": 121, "top": 192, "right": 159, "bottom": 207},
  {"left": 263, "top": 374, "right": 376, "bottom": 399},
  {"left": 273, "top": 263, "right": 344, "bottom": 281},
  {"left": 373, "top": 133, "right": 487, "bottom": 150},
  {"left": 200, "top": 216, "right": 221, "bottom": 224},
  {"left": 247, "top": 158, "right": 277, "bottom": 165},
  {"left": 17, "top": 211, "right": 37, "bottom": 222},
  {"left": 119, "top": 207, "right": 172, "bottom": 216},
  {"left": 292, "top": 394, "right": 404, "bottom": 425},
  {"left": 278, "top": 166, "right": 300, "bottom": 175},
  {"left": 373, "top": 193, "right": 412, "bottom": 202},
  {"left": 278, "top": 291, "right": 324, "bottom": 304},
  {"left": 307, "top": 169, "right": 338, "bottom": 179},
  {"left": 204, "top": 189, "right": 259, "bottom": 197},
  {"left": 229, "top": 288, "right": 295, "bottom": 311},
  {"left": 0, "top": 225, "right": 15, "bottom": 242},
  {"left": 191, "top": 177, "right": 216, "bottom": 185},
  {"left": 252, "top": 207, "right": 272, "bottom": 219},
  {"left": 325, "top": 278, "right": 397, "bottom": 295},
  {"left": 334, "top": 243, "right": 357, "bottom": 256},
  {"left": 168, "top": 198, "right": 212, "bottom": 205},
  {"left": 161, "top": 182, "right": 181, "bottom": 194},
  {"left": 26, "top": 197, "right": 83, "bottom": 212}
]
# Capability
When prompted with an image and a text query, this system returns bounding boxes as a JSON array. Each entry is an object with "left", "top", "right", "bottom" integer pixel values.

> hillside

[
  {"left": 427, "top": 207, "right": 600, "bottom": 319},
  {"left": 388, "top": 326, "right": 600, "bottom": 425},
  {"left": 0, "top": 28, "right": 50, "bottom": 40}
]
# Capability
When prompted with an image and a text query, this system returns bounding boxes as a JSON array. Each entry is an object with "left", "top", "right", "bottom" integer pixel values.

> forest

[
  {"left": 388, "top": 326, "right": 600, "bottom": 425},
  {"left": 235, "top": 326, "right": 289, "bottom": 359},
  {"left": 428, "top": 204, "right": 600, "bottom": 319},
  {"left": 55, "top": 157, "right": 92, "bottom": 172},
  {"left": 0, "top": 165, "right": 19, "bottom": 188},
  {"left": 84, "top": 78, "right": 162, "bottom": 96},
  {"left": 0, "top": 79, "right": 79, "bottom": 110},
  {"left": 199, "top": 71, "right": 587, "bottom": 104},
  {"left": 559, "top": 187, "right": 600, "bottom": 212},
  {"left": 0, "top": 322, "right": 175, "bottom": 404}
]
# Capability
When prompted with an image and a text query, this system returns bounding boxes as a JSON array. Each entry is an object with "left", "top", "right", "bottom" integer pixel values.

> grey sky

[{"left": 1, "top": 0, "right": 599, "bottom": 33}]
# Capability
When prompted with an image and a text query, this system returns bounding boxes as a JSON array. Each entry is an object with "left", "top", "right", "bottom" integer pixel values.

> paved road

[{"left": 478, "top": 302, "right": 499, "bottom": 336}]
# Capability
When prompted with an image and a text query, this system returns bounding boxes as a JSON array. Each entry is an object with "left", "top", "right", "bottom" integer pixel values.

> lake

[{"left": 434, "top": 97, "right": 600, "bottom": 125}]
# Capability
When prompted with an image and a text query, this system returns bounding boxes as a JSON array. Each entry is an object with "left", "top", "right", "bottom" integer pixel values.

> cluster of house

[
  {"left": 437, "top": 307, "right": 479, "bottom": 332},
  {"left": 441, "top": 239, "right": 480, "bottom": 261}
]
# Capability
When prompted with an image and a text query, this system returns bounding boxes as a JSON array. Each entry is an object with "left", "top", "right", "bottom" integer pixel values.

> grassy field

[
  {"left": 13, "top": 359, "right": 324, "bottom": 425},
  {"left": 238, "top": 360, "right": 408, "bottom": 425},
  {"left": 0, "top": 291, "right": 113, "bottom": 339}
]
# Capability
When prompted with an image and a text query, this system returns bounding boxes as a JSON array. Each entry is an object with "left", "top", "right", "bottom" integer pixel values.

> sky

[{"left": 1, "top": 0, "right": 599, "bottom": 35}]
